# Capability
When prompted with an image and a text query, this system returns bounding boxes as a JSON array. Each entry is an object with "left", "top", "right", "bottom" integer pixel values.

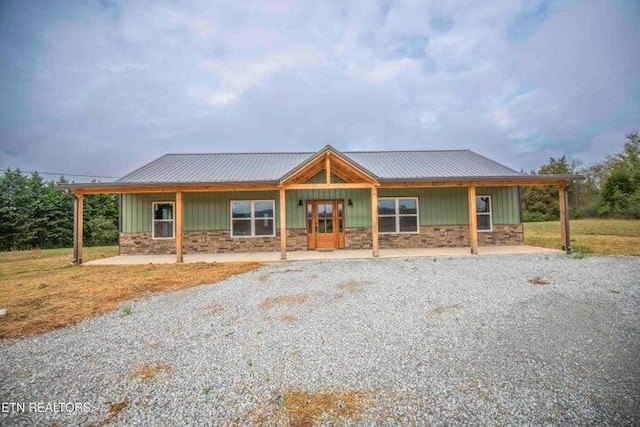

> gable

[{"left": 280, "top": 146, "right": 379, "bottom": 185}]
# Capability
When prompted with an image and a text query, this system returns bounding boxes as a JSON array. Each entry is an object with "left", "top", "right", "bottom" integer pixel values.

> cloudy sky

[{"left": 1, "top": 0, "right": 639, "bottom": 181}]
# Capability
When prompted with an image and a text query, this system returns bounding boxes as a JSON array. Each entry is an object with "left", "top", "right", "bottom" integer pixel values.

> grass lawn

[
  {"left": 524, "top": 219, "right": 640, "bottom": 256},
  {"left": 0, "top": 246, "right": 261, "bottom": 339}
]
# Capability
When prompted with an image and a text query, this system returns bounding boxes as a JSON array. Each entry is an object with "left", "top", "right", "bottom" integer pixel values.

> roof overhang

[
  {"left": 56, "top": 171, "right": 584, "bottom": 194},
  {"left": 55, "top": 181, "right": 281, "bottom": 194},
  {"left": 380, "top": 174, "right": 584, "bottom": 187}
]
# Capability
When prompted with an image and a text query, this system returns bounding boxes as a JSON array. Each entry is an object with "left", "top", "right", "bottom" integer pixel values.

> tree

[
  {"left": 84, "top": 191, "right": 119, "bottom": 246},
  {"left": 0, "top": 170, "right": 118, "bottom": 250},
  {"left": 522, "top": 156, "right": 573, "bottom": 221},
  {"left": 598, "top": 131, "right": 640, "bottom": 218},
  {"left": 0, "top": 169, "right": 39, "bottom": 249},
  {"left": 572, "top": 163, "right": 604, "bottom": 218}
]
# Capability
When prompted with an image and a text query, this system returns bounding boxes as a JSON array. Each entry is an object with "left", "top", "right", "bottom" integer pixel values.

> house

[{"left": 60, "top": 145, "right": 582, "bottom": 264}]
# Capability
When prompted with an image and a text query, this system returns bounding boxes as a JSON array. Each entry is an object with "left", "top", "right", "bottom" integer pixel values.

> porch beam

[
  {"left": 381, "top": 179, "right": 568, "bottom": 189},
  {"left": 280, "top": 187, "right": 287, "bottom": 260},
  {"left": 175, "top": 191, "right": 183, "bottom": 263},
  {"left": 77, "top": 184, "right": 280, "bottom": 195},
  {"left": 559, "top": 184, "right": 570, "bottom": 251},
  {"left": 73, "top": 192, "right": 84, "bottom": 265},
  {"left": 468, "top": 186, "right": 478, "bottom": 254},
  {"left": 284, "top": 183, "right": 378, "bottom": 190},
  {"left": 371, "top": 186, "right": 379, "bottom": 257}
]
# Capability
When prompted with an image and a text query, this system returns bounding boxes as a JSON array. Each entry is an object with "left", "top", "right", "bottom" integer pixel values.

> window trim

[
  {"left": 230, "top": 199, "right": 276, "bottom": 238},
  {"left": 151, "top": 201, "right": 175, "bottom": 240},
  {"left": 378, "top": 197, "right": 419, "bottom": 234},
  {"left": 476, "top": 195, "right": 493, "bottom": 232}
]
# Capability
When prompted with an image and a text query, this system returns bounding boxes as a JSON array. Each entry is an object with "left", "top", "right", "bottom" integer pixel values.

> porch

[{"left": 84, "top": 245, "right": 560, "bottom": 265}]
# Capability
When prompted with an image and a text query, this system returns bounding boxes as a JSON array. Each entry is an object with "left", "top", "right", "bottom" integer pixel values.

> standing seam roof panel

[{"left": 117, "top": 150, "right": 524, "bottom": 183}]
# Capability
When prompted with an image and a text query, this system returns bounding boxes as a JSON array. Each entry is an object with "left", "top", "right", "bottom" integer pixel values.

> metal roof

[
  {"left": 117, "top": 147, "right": 524, "bottom": 183},
  {"left": 117, "top": 152, "right": 313, "bottom": 183},
  {"left": 344, "top": 150, "right": 520, "bottom": 180}
]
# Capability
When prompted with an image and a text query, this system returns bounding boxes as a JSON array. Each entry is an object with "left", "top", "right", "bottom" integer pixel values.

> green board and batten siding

[
  {"left": 378, "top": 186, "right": 520, "bottom": 225},
  {"left": 121, "top": 189, "right": 369, "bottom": 232},
  {"left": 121, "top": 193, "right": 176, "bottom": 233},
  {"left": 121, "top": 186, "right": 520, "bottom": 233}
]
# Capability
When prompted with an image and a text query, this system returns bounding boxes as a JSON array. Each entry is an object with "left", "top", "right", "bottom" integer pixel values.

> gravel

[{"left": 1, "top": 253, "right": 639, "bottom": 426}]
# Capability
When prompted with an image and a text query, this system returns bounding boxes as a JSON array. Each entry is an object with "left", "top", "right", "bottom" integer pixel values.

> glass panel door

[{"left": 317, "top": 203, "right": 333, "bottom": 233}]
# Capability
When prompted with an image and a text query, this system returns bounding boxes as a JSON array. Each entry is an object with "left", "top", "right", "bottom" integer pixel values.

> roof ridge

[
  {"left": 163, "top": 151, "right": 315, "bottom": 156},
  {"left": 160, "top": 149, "right": 475, "bottom": 156},
  {"left": 344, "top": 149, "right": 472, "bottom": 153}
]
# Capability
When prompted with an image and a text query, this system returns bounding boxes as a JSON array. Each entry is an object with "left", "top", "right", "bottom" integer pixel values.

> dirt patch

[
  {"left": 148, "top": 342, "right": 161, "bottom": 350},
  {"left": 281, "top": 314, "right": 298, "bottom": 323},
  {"left": 430, "top": 304, "right": 464, "bottom": 316},
  {"left": 284, "top": 389, "right": 372, "bottom": 427},
  {"left": 259, "top": 274, "right": 270, "bottom": 282},
  {"left": 108, "top": 401, "right": 127, "bottom": 416},
  {"left": 194, "top": 302, "right": 225, "bottom": 315},
  {"left": 0, "top": 246, "right": 262, "bottom": 339},
  {"left": 336, "top": 280, "right": 370, "bottom": 294},
  {"left": 260, "top": 295, "right": 308, "bottom": 311},
  {"left": 528, "top": 276, "right": 551, "bottom": 285},
  {"left": 130, "top": 363, "right": 173, "bottom": 381},
  {"left": 88, "top": 400, "right": 128, "bottom": 427}
]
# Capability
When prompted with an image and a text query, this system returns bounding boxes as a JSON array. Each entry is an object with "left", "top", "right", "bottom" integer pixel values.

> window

[
  {"left": 476, "top": 195, "right": 492, "bottom": 232},
  {"left": 378, "top": 197, "right": 419, "bottom": 234},
  {"left": 231, "top": 200, "right": 275, "bottom": 237},
  {"left": 152, "top": 202, "right": 175, "bottom": 239}
]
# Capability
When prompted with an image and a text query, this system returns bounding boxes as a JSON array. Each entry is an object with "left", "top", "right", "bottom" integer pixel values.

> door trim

[{"left": 306, "top": 200, "right": 345, "bottom": 250}]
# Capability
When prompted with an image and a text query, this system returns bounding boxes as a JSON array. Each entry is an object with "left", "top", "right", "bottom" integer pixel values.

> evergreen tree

[{"left": 522, "top": 156, "right": 573, "bottom": 221}]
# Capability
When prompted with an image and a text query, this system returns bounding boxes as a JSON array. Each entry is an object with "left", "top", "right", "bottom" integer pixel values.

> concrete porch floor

[{"left": 84, "top": 245, "right": 561, "bottom": 265}]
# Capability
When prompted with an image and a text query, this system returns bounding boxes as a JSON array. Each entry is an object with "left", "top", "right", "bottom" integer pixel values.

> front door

[{"left": 307, "top": 200, "right": 345, "bottom": 250}]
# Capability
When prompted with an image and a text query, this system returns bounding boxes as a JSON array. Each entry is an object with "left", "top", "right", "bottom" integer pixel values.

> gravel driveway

[{"left": 1, "top": 253, "right": 639, "bottom": 426}]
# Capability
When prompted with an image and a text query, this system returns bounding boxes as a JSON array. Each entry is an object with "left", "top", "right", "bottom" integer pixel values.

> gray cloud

[{"left": 0, "top": 0, "right": 638, "bottom": 180}]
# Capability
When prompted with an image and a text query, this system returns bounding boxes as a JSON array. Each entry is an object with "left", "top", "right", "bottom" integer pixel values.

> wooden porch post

[
  {"left": 73, "top": 192, "right": 84, "bottom": 265},
  {"left": 468, "top": 186, "right": 478, "bottom": 254},
  {"left": 280, "top": 187, "right": 287, "bottom": 260},
  {"left": 559, "top": 184, "right": 570, "bottom": 251},
  {"left": 175, "top": 191, "right": 183, "bottom": 263},
  {"left": 371, "top": 186, "right": 379, "bottom": 257}
]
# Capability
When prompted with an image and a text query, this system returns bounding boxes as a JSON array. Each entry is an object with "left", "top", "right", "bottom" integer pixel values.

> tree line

[
  {"left": 0, "top": 171, "right": 118, "bottom": 251},
  {"left": 523, "top": 131, "right": 640, "bottom": 221},
  {"left": 0, "top": 131, "right": 638, "bottom": 251}
]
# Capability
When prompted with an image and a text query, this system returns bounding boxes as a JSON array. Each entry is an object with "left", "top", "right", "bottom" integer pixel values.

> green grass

[{"left": 524, "top": 219, "right": 640, "bottom": 256}]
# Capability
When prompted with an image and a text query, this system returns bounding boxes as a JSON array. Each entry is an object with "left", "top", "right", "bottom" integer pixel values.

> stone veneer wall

[
  {"left": 119, "top": 224, "right": 523, "bottom": 255},
  {"left": 345, "top": 227, "right": 373, "bottom": 249},
  {"left": 378, "top": 224, "right": 523, "bottom": 249},
  {"left": 119, "top": 232, "right": 175, "bottom": 255},
  {"left": 477, "top": 224, "right": 524, "bottom": 246},
  {"left": 120, "top": 229, "right": 308, "bottom": 255}
]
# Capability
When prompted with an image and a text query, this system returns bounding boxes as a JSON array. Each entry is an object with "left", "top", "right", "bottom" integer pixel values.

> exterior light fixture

[
  {"left": 298, "top": 200, "right": 304, "bottom": 207},
  {"left": 347, "top": 199, "right": 353, "bottom": 206}
]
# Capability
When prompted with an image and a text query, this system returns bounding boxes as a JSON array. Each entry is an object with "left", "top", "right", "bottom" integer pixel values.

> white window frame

[
  {"left": 476, "top": 195, "right": 493, "bottom": 232},
  {"left": 151, "top": 201, "right": 175, "bottom": 240},
  {"left": 378, "top": 197, "right": 419, "bottom": 234},
  {"left": 230, "top": 200, "right": 276, "bottom": 238}
]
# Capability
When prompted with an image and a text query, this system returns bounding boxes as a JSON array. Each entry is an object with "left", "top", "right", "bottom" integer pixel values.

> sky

[{"left": 1, "top": 0, "right": 639, "bottom": 182}]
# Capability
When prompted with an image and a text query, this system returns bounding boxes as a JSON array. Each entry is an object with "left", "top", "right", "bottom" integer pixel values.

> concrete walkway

[{"left": 85, "top": 245, "right": 561, "bottom": 265}]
